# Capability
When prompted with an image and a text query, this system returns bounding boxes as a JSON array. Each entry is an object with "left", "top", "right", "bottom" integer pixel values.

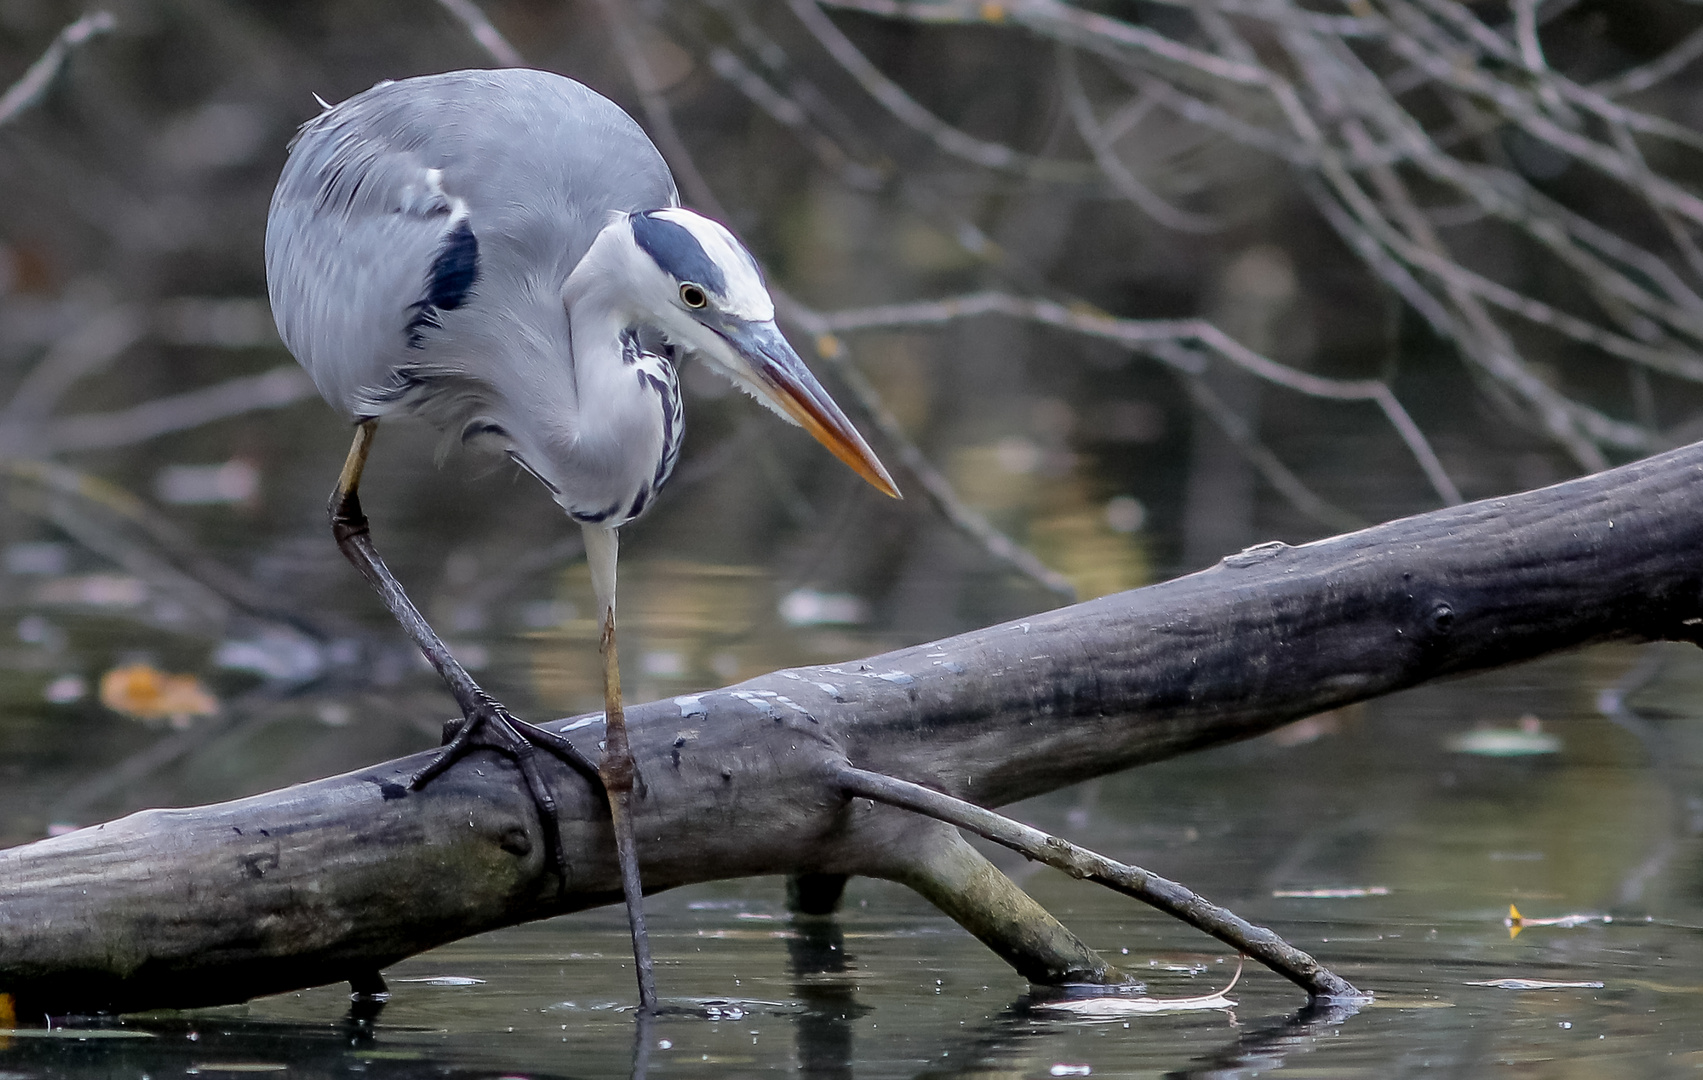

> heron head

[{"left": 619, "top": 208, "right": 899, "bottom": 498}]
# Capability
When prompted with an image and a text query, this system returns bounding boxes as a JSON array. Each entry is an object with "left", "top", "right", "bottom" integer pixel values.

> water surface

[{"left": 4, "top": 639, "right": 1700, "bottom": 1077}]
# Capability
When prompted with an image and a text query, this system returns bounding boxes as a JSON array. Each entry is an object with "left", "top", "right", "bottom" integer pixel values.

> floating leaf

[{"left": 98, "top": 663, "right": 218, "bottom": 727}]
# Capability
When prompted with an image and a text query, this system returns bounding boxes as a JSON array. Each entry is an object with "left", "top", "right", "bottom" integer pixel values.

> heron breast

[{"left": 559, "top": 353, "right": 682, "bottom": 528}]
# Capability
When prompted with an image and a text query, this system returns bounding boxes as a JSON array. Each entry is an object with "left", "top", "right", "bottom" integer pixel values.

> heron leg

[
  {"left": 583, "top": 524, "right": 658, "bottom": 1013},
  {"left": 328, "top": 420, "right": 600, "bottom": 874}
]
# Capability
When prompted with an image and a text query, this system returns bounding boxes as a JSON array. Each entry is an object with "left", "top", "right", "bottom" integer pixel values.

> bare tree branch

[
  {"left": 32, "top": 367, "right": 316, "bottom": 454},
  {"left": 803, "top": 290, "right": 1464, "bottom": 505},
  {"left": 432, "top": 0, "right": 524, "bottom": 67},
  {"left": 836, "top": 766, "right": 1364, "bottom": 999},
  {"left": 0, "top": 11, "right": 115, "bottom": 129}
]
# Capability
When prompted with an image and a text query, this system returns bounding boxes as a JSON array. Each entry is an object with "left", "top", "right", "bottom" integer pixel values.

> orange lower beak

[{"left": 728, "top": 320, "right": 900, "bottom": 498}]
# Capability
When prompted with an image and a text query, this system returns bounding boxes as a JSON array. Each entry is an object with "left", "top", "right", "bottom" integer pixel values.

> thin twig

[
  {"left": 0, "top": 457, "right": 330, "bottom": 638},
  {"left": 1180, "top": 375, "right": 1364, "bottom": 532},
  {"left": 1058, "top": 47, "right": 1221, "bottom": 233},
  {"left": 782, "top": 294, "right": 1078, "bottom": 599},
  {"left": 2, "top": 304, "right": 143, "bottom": 423},
  {"left": 593, "top": 0, "right": 727, "bottom": 218},
  {"left": 835, "top": 765, "right": 1365, "bottom": 999},
  {"left": 801, "top": 290, "right": 1463, "bottom": 505},
  {"left": 35, "top": 366, "right": 316, "bottom": 454},
  {"left": 1593, "top": 23, "right": 1703, "bottom": 97},
  {"left": 0, "top": 11, "right": 115, "bottom": 129},
  {"left": 432, "top": 0, "right": 524, "bottom": 67},
  {"left": 705, "top": 46, "right": 889, "bottom": 190},
  {"left": 790, "top": 0, "right": 1099, "bottom": 182}
]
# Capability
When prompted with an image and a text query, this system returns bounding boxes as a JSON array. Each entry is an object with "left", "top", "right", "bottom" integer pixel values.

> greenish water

[{"left": 3, "top": 641, "right": 1701, "bottom": 1078}]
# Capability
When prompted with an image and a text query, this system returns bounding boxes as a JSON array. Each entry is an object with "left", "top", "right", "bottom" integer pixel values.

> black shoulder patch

[
  {"left": 630, "top": 213, "right": 726, "bottom": 296},
  {"left": 405, "top": 220, "right": 479, "bottom": 348}
]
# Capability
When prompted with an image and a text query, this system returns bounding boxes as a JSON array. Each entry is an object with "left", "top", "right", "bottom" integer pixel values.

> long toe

[
  {"left": 511, "top": 716, "right": 602, "bottom": 782},
  {"left": 406, "top": 703, "right": 578, "bottom": 876}
]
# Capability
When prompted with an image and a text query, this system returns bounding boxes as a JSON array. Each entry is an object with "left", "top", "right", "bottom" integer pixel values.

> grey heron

[{"left": 264, "top": 68, "right": 898, "bottom": 1010}]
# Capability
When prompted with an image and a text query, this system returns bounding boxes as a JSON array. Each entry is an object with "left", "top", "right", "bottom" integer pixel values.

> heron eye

[{"left": 679, "top": 283, "right": 708, "bottom": 309}]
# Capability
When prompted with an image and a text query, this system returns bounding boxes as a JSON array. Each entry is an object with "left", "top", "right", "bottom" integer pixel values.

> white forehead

[{"left": 648, "top": 208, "right": 773, "bottom": 321}]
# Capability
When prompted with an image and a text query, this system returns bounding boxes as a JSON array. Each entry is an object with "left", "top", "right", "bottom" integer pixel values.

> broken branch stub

[{"left": 5, "top": 440, "right": 1703, "bottom": 1012}]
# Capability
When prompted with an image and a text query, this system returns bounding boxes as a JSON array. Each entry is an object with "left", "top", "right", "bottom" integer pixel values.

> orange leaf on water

[{"left": 99, "top": 663, "right": 219, "bottom": 727}]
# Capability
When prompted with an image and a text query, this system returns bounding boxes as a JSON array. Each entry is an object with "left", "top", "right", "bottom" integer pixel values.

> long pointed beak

[{"left": 724, "top": 320, "right": 901, "bottom": 498}]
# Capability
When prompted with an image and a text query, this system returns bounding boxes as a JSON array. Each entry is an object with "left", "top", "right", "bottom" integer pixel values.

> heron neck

[{"left": 562, "top": 245, "right": 659, "bottom": 456}]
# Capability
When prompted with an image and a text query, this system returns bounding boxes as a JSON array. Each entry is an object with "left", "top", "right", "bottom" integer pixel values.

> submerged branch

[{"left": 836, "top": 766, "right": 1364, "bottom": 998}]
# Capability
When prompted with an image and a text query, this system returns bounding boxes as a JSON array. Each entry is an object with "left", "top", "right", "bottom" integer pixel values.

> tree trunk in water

[{"left": 4, "top": 441, "right": 1703, "bottom": 1013}]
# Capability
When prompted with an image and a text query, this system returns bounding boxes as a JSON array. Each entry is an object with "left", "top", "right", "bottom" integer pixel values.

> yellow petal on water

[{"left": 99, "top": 663, "right": 219, "bottom": 725}]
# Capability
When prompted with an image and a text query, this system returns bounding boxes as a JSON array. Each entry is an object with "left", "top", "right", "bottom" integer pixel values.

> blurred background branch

[{"left": 0, "top": 10, "right": 111, "bottom": 128}]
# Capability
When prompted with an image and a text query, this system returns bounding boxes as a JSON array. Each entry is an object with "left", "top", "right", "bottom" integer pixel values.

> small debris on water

[
  {"left": 642, "top": 649, "right": 686, "bottom": 677},
  {"left": 392, "top": 976, "right": 485, "bottom": 986},
  {"left": 1036, "top": 958, "right": 1243, "bottom": 1020},
  {"left": 34, "top": 574, "right": 147, "bottom": 609},
  {"left": 99, "top": 663, "right": 218, "bottom": 727},
  {"left": 779, "top": 588, "right": 869, "bottom": 626},
  {"left": 214, "top": 630, "right": 325, "bottom": 683},
  {"left": 1466, "top": 978, "right": 1604, "bottom": 990},
  {"left": 1050, "top": 1066, "right": 1092, "bottom": 1077},
  {"left": 155, "top": 459, "right": 259, "bottom": 505},
  {"left": 43, "top": 674, "right": 86, "bottom": 704},
  {"left": 1269, "top": 712, "right": 1340, "bottom": 747},
  {"left": 5, "top": 542, "right": 69, "bottom": 576},
  {"left": 1446, "top": 715, "right": 1560, "bottom": 756},
  {"left": 1104, "top": 494, "right": 1146, "bottom": 534},
  {"left": 1505, "top": 903, "right": 1612, "bottom": 938},
  {"left": 1274, "top": 886, "right": 1391, "bottom": 898}
]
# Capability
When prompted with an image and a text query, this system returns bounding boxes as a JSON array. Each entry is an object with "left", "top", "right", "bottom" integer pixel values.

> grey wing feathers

[{"left": 265, "top": 69, "right": 678, "bottom": 420}]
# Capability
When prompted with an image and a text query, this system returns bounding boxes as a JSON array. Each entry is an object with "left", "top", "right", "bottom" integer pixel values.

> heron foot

[{"left": 410, "top": 695, "right": 601, "bottom": 876}]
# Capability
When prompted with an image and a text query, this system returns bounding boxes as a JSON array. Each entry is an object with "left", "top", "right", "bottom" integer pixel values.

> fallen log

[{"left": 3, "top": 440, "right": 1703, "bottom": 1014}]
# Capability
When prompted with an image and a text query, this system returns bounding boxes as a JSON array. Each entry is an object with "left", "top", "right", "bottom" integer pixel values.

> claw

[{"left": 410, "top": 699, "right": 597, "bottom": 878}]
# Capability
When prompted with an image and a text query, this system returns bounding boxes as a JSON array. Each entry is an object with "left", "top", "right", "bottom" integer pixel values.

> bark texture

[{"left": 4, "top": 441, "right": 1702, "bottom": 1012}]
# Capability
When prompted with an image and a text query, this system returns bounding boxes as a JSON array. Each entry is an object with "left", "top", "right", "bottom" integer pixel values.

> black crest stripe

[{"left": 630, "top": 213, "right": 726, "bottom": 295}]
